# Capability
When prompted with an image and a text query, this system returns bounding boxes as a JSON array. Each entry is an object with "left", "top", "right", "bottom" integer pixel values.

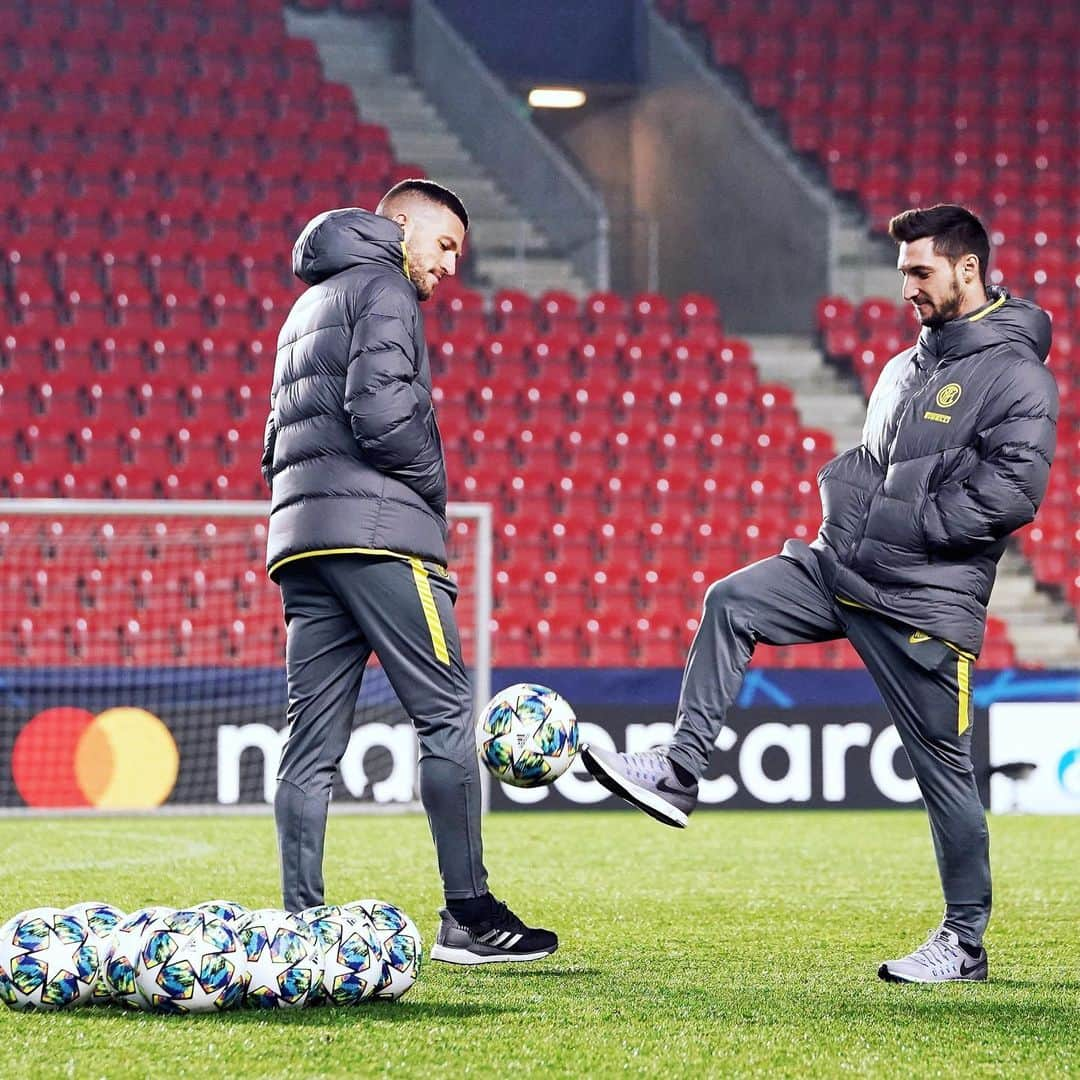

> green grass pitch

[{"left": 0, "top": 810, "right": 1077, "bottom": 1079}]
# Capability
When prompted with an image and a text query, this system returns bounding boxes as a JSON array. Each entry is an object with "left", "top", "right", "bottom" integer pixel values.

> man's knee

[
  {"left": 402, "top": 687, "right": 473, "bottom": 744},
  {"left": 275, "top": 768, "right": 333, "bottom": 799},
  {"left": 702, "top": 572, "right": 754, "bottom": 624}
]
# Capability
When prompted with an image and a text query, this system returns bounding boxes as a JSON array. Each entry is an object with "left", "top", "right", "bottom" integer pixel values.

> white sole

[
  {"left": 587, "top": 753, "right": 689, "bottom": 828},
  {"left": 880, "top": 968, "right": 930, "bottom": 983},
  {"left": 430, "top": 944, "right": 555, "bottom": 965},
  {"left": 878, "top": 965, "right": 985, "bottom": 984}
]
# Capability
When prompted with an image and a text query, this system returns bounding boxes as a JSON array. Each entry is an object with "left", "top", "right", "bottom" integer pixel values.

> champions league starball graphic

[{"left": 1057, "top": 747, "right": 1080, "bottom": 799}]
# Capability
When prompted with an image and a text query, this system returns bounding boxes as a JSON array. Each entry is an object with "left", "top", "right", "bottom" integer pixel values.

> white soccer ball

[
  {"left": 477, "top": 683, "right": 579, "bottom": 787},
  {"left": 237, "top": 909, "right": 324, "bottom": 1009},
  {"left": 102, "top": 906, "right": 176, "bottom": 1009},
  {"left": 133, "top": 908, "right": 249, "bottom": 1013},
  {"left": 300, "top": 910, "right": 383, "bottom": 1005},
  {"left": 0, "top": 906, "right": 97, "bottom": 1010},
  {"left": 298, "top": 904, "right": 344, "bottom": 923},
  {"left": 193, "top": 899, "right": 249, "bottom": 924},
  {"left": 346, "top": 899, "right": 422, "bottom": 1001},
  {"left": 65, "top": 902, "right": 125, "bottom": 1004}
]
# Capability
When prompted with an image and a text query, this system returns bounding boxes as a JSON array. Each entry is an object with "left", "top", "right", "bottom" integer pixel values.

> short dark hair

[
  {"left": 888, "top": 204, "right": 990, "bottom": 284},
  {"left": 377, "top": 179, "right": 469, "bottom": 231}
]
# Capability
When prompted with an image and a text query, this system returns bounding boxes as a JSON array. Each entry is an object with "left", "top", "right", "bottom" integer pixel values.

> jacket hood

[
  {"left": 918, "top": 286, "right": 1053, "bottom": 366},
  {"left": 292, "top": 208, "right": 408, "bottom": 286}
]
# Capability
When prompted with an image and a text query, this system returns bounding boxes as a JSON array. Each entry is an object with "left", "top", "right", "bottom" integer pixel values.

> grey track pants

[
  {"left": 667, "top": 544, "right": 990, "bottom": 945},
  {"left": 274, "top": 554, "right": 487, "bottom": 913}
]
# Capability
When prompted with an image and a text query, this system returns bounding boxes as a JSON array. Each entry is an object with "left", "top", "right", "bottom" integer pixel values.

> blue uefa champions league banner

[
  {"left": 489, "top": 667, "right": 1079, "bottom": 811},
  {"left": 0, "top": 667, "right": 1076, "bottom": 812}
]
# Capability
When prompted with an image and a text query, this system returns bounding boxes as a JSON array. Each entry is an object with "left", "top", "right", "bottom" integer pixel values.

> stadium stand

[
  {"left": 1, "top": 0, "right": 1060, "bottom": 669},
  {"left": 657, "top": 0, "right": 1079, "bottom": 647}
]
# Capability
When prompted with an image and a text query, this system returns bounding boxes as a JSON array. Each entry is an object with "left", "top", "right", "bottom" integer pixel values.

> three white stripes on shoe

[{"left": 479, "top": 929, "right": 523, "bottom": 948}]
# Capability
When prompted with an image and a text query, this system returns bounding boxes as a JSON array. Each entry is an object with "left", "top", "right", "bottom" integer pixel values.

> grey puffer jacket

[
  {"left": 803, "top": 287, "right": 1058, "bottom": 654},
  {"left": 262, "top": 208, "right": 448, "bottom": 578}
]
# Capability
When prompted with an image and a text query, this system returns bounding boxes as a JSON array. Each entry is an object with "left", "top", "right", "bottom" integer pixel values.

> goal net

[{"left": 0, "top": 498, "right": 491, "bottom": 814}]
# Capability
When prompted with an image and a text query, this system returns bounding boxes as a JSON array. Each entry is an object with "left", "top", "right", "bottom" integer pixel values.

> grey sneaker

[
  {"left": 580, "top": 746, "right": 698, "bottom": 828},
  {"left": 878, "top": 927, "right": 988, "bottom": 983}
]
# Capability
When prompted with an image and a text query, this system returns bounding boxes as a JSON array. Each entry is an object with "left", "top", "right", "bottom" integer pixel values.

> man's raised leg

[{"left": 583, "top": 547, "right": 843, "bottom": 826}]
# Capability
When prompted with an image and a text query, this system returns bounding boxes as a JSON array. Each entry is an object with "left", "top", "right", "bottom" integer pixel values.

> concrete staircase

[
  {"left": 747, "top": 335, "right": 865, "bottom": 452},
  {"left": 283, "top": 10, "right": 588, "bottom": 296},
  {"left": 829, "top": 212, "right": 903, "bottom": 302},
  {"left": 985, "top": 549, "right": 1080, "bottom": 668},
  {"left": 746, "top": 335, "right": 1080, "bottom": 667}
]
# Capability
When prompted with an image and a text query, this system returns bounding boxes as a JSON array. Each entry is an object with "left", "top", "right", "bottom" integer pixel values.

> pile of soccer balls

[
  {"left": 0, "top": 682, "right": 579, "bottom": 1014},
  {"left": 0, "top": 898, "right": 421, "bottom": 1013}
]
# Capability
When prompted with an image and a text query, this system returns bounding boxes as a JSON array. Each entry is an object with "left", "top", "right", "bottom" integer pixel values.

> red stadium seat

[
  {"left": 534, "top": 290, "right": 578, "bottom": 330},
  {"left": 435, "top": 285, "right": 484, "bottom": 325},
  {"left": 4, "top": 2, "right": 1071, "bottom": 673},
  {"left": 533, "top": 614, "right": 585, "bottom": 666},
  {"left": 631, "top": 292, "right": 671, "bottom": 328},
  {"left": 583, "top": 291, "right": 628, "bottom": 330},
  {"left": 676, "top": 292, "right": 721, "bottom": 330},
  {"left": 478, "top": 332, "right": 530, "bottom": 367},
  {"left": 492, "top": 289, "right": 535, "bottom": 330},
  {"left": 576, "top": 329, "right": 626, "bottom": 370},
  {"left": 856, "top": 297, "right": 900, "bottom": 335}
]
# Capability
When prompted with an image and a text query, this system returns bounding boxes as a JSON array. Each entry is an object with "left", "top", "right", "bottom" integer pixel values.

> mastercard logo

[{"left": 12, "top": 706, "right": 179, "bottom": 809}]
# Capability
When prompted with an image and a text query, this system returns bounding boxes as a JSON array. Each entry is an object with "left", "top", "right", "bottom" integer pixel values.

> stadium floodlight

[{"left": 527, "top": 87, "right": 587, "bottom": 109}]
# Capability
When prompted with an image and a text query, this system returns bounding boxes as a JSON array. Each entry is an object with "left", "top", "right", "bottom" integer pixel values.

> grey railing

[{"left": 411, "top": 0, "right": 610, "bottom": 289}]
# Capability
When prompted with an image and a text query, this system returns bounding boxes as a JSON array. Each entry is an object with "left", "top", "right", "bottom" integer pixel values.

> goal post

[{"left": 0, "top": 498, "right": 492, "bottom": 815}]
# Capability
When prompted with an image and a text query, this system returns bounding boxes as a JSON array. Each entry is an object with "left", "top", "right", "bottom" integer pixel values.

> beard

[
  {"left": 408, "top": 272, "right": 434, "bottom": 302},
  {"left": 407, "top": 265, "right": 434, "bottom": 301},
  {"left": 404, "top": 243, "right": 437, "bottom": 301},
  {"left": 917, "top": 279, "right": 964, "bottom": 328}
]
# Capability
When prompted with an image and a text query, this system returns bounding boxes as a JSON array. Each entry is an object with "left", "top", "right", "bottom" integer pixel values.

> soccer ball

[
  {"left": 346, "top": 899, "right": 422, "bottom": 1001},
  {"left": 0, "top": 907, "right": 97, "bottom": 1011},
  {"left": 66, "top": 901, "right": 125, "bottom": 939},
  {"left": 477, "top": 683, "right": 579, "bottom": 787},
  {"left": 133, "top": 908, "right": 248, "bottom": 1013},
  {"left": 65, "top": 902, "right": 125, "bottom": 1003},
  {"left": 194, "top": 899, "right": 249, "bottom": 924},
  {"left": 102, "top": 906, "right": 176, "bottom": 1009},
  {"left": 237, "top": 909, "right": 324, "bottom": 1009},
  {"left": 301, "top": 910, "right": 383, "bottom": 1005},
  {"left": 298, "top": 904, "right": 343, "bottom": 923}
]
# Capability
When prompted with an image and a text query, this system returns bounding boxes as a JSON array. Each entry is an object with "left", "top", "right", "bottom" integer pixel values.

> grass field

[{"left": 0, "top": 809, "right": 1077, "bottom": 1079}]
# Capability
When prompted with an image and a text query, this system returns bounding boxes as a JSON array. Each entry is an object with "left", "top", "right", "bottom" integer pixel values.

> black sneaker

[{"left": 430, "top": 900, "right": 558, "bottom": 965}]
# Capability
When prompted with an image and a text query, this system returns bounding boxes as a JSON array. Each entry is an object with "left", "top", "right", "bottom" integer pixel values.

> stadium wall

[
  {"left": 531, "top": 97, "right": 643, "bottom": 295},
  {"left": 630, "top": 2, "right": 832, "bottom": 332},
  {"left": 521, "top": 2, "right": 834, "bottom": 327}
]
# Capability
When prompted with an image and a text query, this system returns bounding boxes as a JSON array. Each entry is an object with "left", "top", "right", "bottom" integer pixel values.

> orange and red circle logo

[{"left": 12, "top": 707, "right": 179, "bottom": 809}]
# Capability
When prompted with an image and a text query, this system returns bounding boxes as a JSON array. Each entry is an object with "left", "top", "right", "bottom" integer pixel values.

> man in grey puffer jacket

[
  {"left": 263, "top": 180, "right": 556, "bottom": 964},
  {"left": 583, "top": 205, "right": 1059, "bottom": 983}
]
